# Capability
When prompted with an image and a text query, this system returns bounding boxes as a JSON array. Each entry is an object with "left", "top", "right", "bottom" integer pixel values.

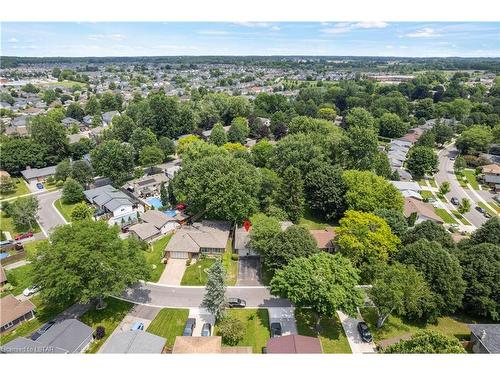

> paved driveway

[
  {"left": 189, "top": 308, "right": 215, "bottom": 336},
  {"left": 36, "top": 190, "right": 66, "bottom": 235},
  {"left": 158, "top": 258, "right": 187, "bottom": 285},
  {"left": 237, "top": 257, "right": 262, "bottom": 286},
  {"left": 268, "top": 307, "right": 297, "bottom": 336},
  {"left": 337, "top": 310, "right": 376, "bottom": 354}
]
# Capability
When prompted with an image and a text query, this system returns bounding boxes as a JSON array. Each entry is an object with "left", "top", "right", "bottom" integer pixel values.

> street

[{"left": 36, "top": 190, "right": 67, "bottom": 236}]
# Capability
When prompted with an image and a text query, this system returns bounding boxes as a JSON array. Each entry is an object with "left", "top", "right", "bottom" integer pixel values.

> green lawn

[
  {"left": 54, "top": 198, "right": 81, "bottom": 222},
  {"left": 295, "top": 309, "right": 351, "bottom": 353},
  {"left": 488, "top": 201, "right": 500, "bottom": 214},
  {"left": 0, "top": 264, "right": 34, "bottom": 298},
  {"left": 451, "top": 211, "right": 471, "bottom": 225},
  {"left": 418, "top": 179, "right": 428, "bottom": 187},
  {"left": 0, "top": 295, "right": 72, "bottom": 345},
  {"left": 299, "top": 208, "right": 334, "bottom": 230},
  {"left": 146, "top": 308, "right": 189, "bottom": 349},
  {"left": 145, "top": 234, "right": 172, "bottom": 282},
  {"left": 462, "top": 169, "right": 480, "bottom": 190},
  {"left": 0, "top": 210, "right": 41, "bottom": 237},
  {"left": 420, "top": 190, "right": 435, "bottom": 201},
  {"left": 360, "top": 307, "right": 476, "bottom": 346},
  {"left": 428, "top": 178, "right": 437, "bottom": 188},
  {"left": 216, "top": 309, "right": 270, "bottom": 353},
  {"left": 477, "top": 202, "right": 496, "bottom": 216},
  {"left": 181, "top": 258, "right": 215, "bottom": 286},
  {"left": 434, "top": 208, "right": 458, "bottom": 224},
  {"left": 222, "top": 239, "right": 238, "bottom": 286},
  {"left": 80, "top": 297, "right": 133, "bottom": 353},
  {"left": 455, "top": 172, "right": 468, "bottom": 188},
  {"left": 47, "top": 80, "right": 87, "bottom": 88},
  {"left": 0, "top": 178, "right": 30, "bottom": 200},
  {"left": 23, "top": 239, "right": 46, "bottom": 259}
]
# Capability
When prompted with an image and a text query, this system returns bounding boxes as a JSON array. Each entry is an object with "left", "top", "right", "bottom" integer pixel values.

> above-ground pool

[{"left": 146, "top": 197, "right": 163, "bottom": 209}]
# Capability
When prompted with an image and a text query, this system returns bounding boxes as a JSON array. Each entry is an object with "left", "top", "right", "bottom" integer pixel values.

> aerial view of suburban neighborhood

[{"left": 0, "top": 19, "right": 499, "bottom": 360}]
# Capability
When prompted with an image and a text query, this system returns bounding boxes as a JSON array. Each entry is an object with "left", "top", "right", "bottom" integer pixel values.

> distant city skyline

[{"left": 1, "top": 22, "right": 499, "bottom": 57}]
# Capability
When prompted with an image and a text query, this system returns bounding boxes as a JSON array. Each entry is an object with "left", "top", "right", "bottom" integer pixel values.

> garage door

[{"left": 170, "top": 251, "right": 188, "bottom": 259}]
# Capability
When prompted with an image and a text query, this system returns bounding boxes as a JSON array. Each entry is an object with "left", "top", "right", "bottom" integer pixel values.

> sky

[{"left": 1, "top": 22, "right": 499, "bottom": 57}]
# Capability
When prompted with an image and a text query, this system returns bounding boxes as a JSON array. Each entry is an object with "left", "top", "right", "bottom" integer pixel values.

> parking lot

[{"left": 268, "top": 307, "right": 297, "bottom": 336}]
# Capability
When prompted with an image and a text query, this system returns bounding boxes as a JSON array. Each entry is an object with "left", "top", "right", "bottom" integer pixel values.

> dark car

[
  {"left": 227, "top": 298, "right": 246, "bottom": 308},
  {"left": 270, "top": 322, "right": 282, "bottom": 338},
  {"left": 357, "top": 321, "right": 373, "bottom": 343},
  {"left": 475, "top": 206, "right": 486, "bottom": 214},
  {"left": 182, "top": 318, "right": 196, "bottom": 336},
  {"left": 31, "top": 320, "right": 56, "bottom": 341},
  {"left": 451, "top": 197, "right": 460, "bottom": 205},
  {"left": 201, "top": 323, "right": 212, "bottom": 337},
  {"left": 36, "top": 183, "right": 44, "bottom": 190}
]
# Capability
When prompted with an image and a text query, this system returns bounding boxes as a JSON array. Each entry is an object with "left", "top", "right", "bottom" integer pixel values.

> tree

[
  {"left": 403, "top": 220, "right": 455, "bottom": 248},
  {"left": 378, "top": 113, "right": 408, "bottom": 138},
  {"left": 398, "top": 239, "right": 465, "bottom": 315},
  {"left": 276, "top": 166, "right": 304, "bottom": 223},
  {"left": 32, "top": 221, "right": 149, "bottom": 308},
  {"left": 270, "top": 253, "right": 364, "bottom": 326},
  {"left": 318, "top": 107, "right": 337, "bottom": 121},
  {"left": 177, "top": 135, "right": 202, "bottom": 155},
  {"left": 336, "top": 210, "right": 400, "bottom": 282},
  {"left": 167, "top": 181, "right": 177, "bottom": 206},
  {"left": 383, "top": 330, "right": 466, "bottom": 354},
  {"left": 458, "top": 198, "right": 471, "bottom": 214},
  {"left": 159, "top": 183, "right": 168, "bottom": 207},
  {"left": 373, "top": 208, "right": 408, "bottom": 238},
  {"left": 71, "top": 160, "right": 94, "bottom": 185},
  {"left": 439, "top": 181, "right": 451, "bottom": 196},
  {"left": 251, "top": 140, "right": 274, "bottom": 168},
  {"left": 249, "top": 213, "right": 282, "bottom": 256},
  {"left": 90, "top": 140, "right": 135, "bottom": 185},
  {"left": 111, "top": 114, "right": 136, "bottom": 142},
  {"left": 62, "top": 177, "right": 84, "bottom": 204},
  {"left": 55, "top": 159, "right": 72, "bottom": 182},
  {"left": 139, "top": 146, "right": 164, "bottom": 169},
  {"left": 130, "top": 127, "right": 158, "bottom": 156},
  {"left": 265, "top": 225, "right": 318, "bottom": 271},
  {"left": 345, "top": 107, "right": 375, "bottom": 129},
  {"left": 456, "top": 243, "right": 500, "bottom": 321},
  {"left": 369, "top": 263, "right": 436, "bottom": 327},
  {"left": 305, "top": 163, "right": 346, "bottom": 221},
  {"left": 85, "top": 95, "right": 101, "bottom": 116},
  {"left": 227, "top": 117, "right": 249, "bottom": 144},
  {"left": 8, "top": 196, "right": 39, "bottom": 230},
  {"left": 30, "top": 115, "right": 68, "bottom": 163},
  {"left": 342, "top": 125, "right": 379, "bottom": 171},
  {"left": 406, "top": 146, "right": 438, "bottom": 179},
  {"left": 159, "top": 137, "right": 176, "bottom": 158},
  {"left": 42, "top": 89, "right": 57, "bottom": 105},
  {"left": 201, "top": 259, "right": 227, "bottom": 322},
  {"left": 217, "top": 315, "right": 245, "bottom": 346},
  {"left": 209, "top": 122, "right": 227, "bottom": 146},
  {"left": 70, "top": 202, "right": 94, "bottom": 221},
  {"left": 66, "top": 103, "right": 85, "bottom": 122},
  {"left": 433, "top": 123, "right": 453, "bottom": 146},
  {"left": 0, "top": 175, "right": 15, "bottom": 194},
  {"left": 466, "top": 217, "right": 500, "bottom": 246},
  {"left": 0, "top": 136, "right": 47, "bottom": 175},
  {"left": 342, "top": 170, "right": 404, "bottom": 213},
  {"left": 456, "top": 125, "right": 493, "bottom": 155},
  {"left": 91, "top": 113, "right": 103, "bottom": 128}
]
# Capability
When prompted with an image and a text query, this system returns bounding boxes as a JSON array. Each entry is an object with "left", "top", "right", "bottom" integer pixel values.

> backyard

[
  {"left": 462, "top": 169, "right": 480, "bottom": 190},
  {"left": 215, "top": 308, "right": 270, "bottom": 354},
  {"left": 298, "top": 207, "right": 335, "bottom": 230},
  {"left": 146, "top": 307, "right": 189, "bottom": 349},
  {"left": 80, "top": 297, "right": 133, "bottom": 353},
  {"left": 0, "top": 178, "right": 30, "bottom": 200},
  {"left": 295, "top": 308, "right": 351, "bottom": 354},
  {"left": 0, "top": 263, "right": 34, "bottom": 298},
  {"left": 0, "top": 210, "right": 41, "bottom": 237},
  {"left": 145, "top": 234, "right": 172, "bottom": 282}
]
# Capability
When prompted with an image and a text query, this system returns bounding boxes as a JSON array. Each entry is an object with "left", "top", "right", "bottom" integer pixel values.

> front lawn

[
  {"left": 420, "top": 190, "right": 435, "bottom": 201},
  {"left": 222, "top": 239, "right": 238, "bottom": 286},
  {"left": 295, "top": 308, "right": 351, "bottom": 353},
  {"left": 0, "top": 178, "right": 30, "bottom": 200},
  {"left": 462, "top": 169, "right": 480, "bottom": 190},
  {"left": 434, "top": 208, "right": 458, "bottom": 224},
  {"left": 181, "top": 258, "right": 215, "bottom": 286},
  {"left": 146, "top": 308, "right": 189, "bottom": 349},
  {"left": 54, "top": 198, "right": 81, "bottom": 222},
  {"left": 80, "top": 297, "right": 133, "bottom": 353},
  {"left": 215, "top": 308, "right": 270, "bottom": 354},
  {"left": 477, "top": 202, "right": 496, "bottom": 216},
  {"left": 145, "top": 234, "right": 172, "bottom": 282},
  {"left": 0, "top": 210, "right": 41, "bottom": 237},
  {"left": 451, "top": 211, "right": 471, "bottom": 225}
]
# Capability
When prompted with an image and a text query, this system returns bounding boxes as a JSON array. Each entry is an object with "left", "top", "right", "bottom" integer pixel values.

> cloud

[
  {"left": 321, "top": 21, "right": 388, "bottom": 34},
  {"left": 88, "top": 34, "right": 126, "bottom": 41},
  {"left": 405, "top": 28, "right": 442, "bottom": 38},
  {"left": 8, "top": 37, "right": 19, "bottom": 43},
  {"left": 234, "top": 22, "right": 271, "bottom": 28},
  {"left": 353, "top": 21, "right": 388, "bottom": 29},
  {"left": 198, "top": 30, "right": 230, "bottom": 35}
]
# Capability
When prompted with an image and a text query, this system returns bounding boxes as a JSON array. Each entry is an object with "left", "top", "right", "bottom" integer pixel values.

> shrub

[
  {"left": 95, "top": 326, "right": 106, "bottom": 340},
  {"left": 231, "top": 254, "right": 239, "bottom": 261},
  {"left": 56, "top": 180, "right": 64, "bottom": 187},
  {"left": 217, "top": 315, "right": 245, "bottom": 346}
]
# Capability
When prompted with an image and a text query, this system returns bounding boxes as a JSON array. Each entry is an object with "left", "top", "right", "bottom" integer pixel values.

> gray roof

[
  {"left": 100, "top": 330, "right": 166, "bottom": 353},
  {"left": 36, "top": 319, "right": 94, "bottom": 353},
  {"left": 390, "top": 181, "right": 421, "bottom": 192},
  {"left": 141, "top": 209, "right": 170, "bottom": 229},
  {"left": 0, "top": 337, "right": 67, "bottom": 354},
  {"left": 166, "top": 220, "right": 230, "bottom": 253},
  {"left": 469, "top": 324, "right": 500, "bottom": 354},
  {"left": 234, "top": 226, "right": 251, "bottom": 251},
  {"left": 21, "top": 165, "right": 56, "bottom": 180},
  {"left": 129, "top": 222, "right": 160, "bottom": 241},
  {"left": 84, "top": 185, "right": 134, "bottom": 210}
]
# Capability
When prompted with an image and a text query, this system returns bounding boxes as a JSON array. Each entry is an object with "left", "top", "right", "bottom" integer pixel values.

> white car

[{"left": 23, "top": 285, "right": 40, "bottom": 297}]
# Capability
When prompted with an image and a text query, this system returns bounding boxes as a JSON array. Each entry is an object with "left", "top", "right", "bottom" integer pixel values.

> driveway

[
  {"left": 268, "top": 307, "right": 297, "bottom": 336},
  {"left": 189, "top": 308, "right": 215, "bottom": 337},
  {"left": 237, "top": 257, "right": 262, "bottom": 286},
  {"left": 337, "top": 310, "right": 376, "bottom": 354},
  {"left": 158, "top": 258, "right": 186, "bottom": 285},
  {"left": 36, "top": 190, "right": 66, "bottom": 236}
]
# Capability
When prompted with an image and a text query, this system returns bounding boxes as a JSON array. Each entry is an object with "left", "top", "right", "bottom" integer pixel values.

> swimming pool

[
  {"left": 164, "top": 210, "right": 176, "bottom": 217},
  {"left": 0, "top": 252, "right": 9, "bottom": 260},
  {"left": 146, "top": 197, "right": 163, "bottom": 209}
]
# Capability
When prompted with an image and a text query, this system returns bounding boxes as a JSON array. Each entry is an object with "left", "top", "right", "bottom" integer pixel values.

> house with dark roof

[
  {"left": 0, "top": 294, "right": 36, "bottom": 333},
  {"left": 20, "top": 165, "right": 56, "bottom": 182},
  {"left": 265, "top": 334, "right": 323, "bottom": 354},
  {"left": 468, "top": 324, "right": 500, "bottom": 354},
  {"left": 100, "top": 330, "right": 166, "bottom": 354},
  {"left": 34, "top": 319, "right": 94, "bottom": 353},
  {"left": 309, "top": 229, "right": 335, "bottom": 252},
  {"left": 128, "top": 209, "right": 187, "bottom": 242},
  {"left": 0, "top": 337, "right": 66, "bottom": 354}
]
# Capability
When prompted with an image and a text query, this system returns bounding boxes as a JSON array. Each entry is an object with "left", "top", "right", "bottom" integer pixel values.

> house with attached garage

[
  {"left": 390, "top": 180, "right": 423, "bottom": 200},
  {"left": 0, "top": 294, "right": 36, "bottom": 333},
  {"left": 100, "top": 330, "right": 166, "bottom": 354},
  {"left": 403, "top": 197, "right": 443, "bottom": 225},
  {"left": 480, "top": 164, "right": 500, "bottom": 191},
  {"left": 164, "top": 220, "right": 231, "bottom": 259},
  {"left": 21, "top": 165, "right": 56, "bottom": 183},
  {"left": 128, "top": 209, "right": 188, "bottom": 242}
]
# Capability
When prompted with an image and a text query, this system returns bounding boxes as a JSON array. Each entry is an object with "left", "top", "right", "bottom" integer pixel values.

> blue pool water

[
  {"left": 0, "top": 252, "right": 9, "bottom": 260},
  {"left": 164, "top": 210, "right": 176, "bottom": 217},
  {"left": 146, "top": 197, "right": 163, "bottom": 209}
]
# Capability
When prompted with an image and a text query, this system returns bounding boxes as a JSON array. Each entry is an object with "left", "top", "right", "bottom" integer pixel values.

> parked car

[
  {"left": 131, "top": 322, "right": 144, "bottom": 331},
  {"left": 475, "top": 206, "right": 485, "bottom": 214},
  {"left": 15, "top": 232, "right": 33, "bottom": 241},
  {"left": 36, "top": 183, "right": 44, "bottom": 190},
  {"left": 357, "top": 321, "right": 373, "bottom": 343},
  {"left": 270, "top": 322, "right": 282, "bottom": 338},
  {"left": 23, "top": 285, "right": 41, "bottom": 297},
  {"left": 227, "top": 298, "right": 246, "bottom": 308},
  {"left": 121, "top": 227, "right": 130, "bottom": 233},
  {"left": 182, "top": 318, "right": 196, "bottom": 336},
  {"left": 201, "top": 323, "right": 212, "bottom": 337},
  {"left": 451, "top": 197, "right": 460, "bottom": 205},
  {"left": 0, "top": 239, "right": 14, "bottom": 248},
  {"left": 31, "top": 321, "right": 56, "bottom": 340}
]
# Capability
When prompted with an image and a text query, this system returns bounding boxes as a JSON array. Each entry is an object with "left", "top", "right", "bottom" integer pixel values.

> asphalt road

[
  {"left": 36, "top": 190, "right": 66, "bottom": 235},
  {"left": 119, "top": 282, "right": 292, "bottom": 308},
  {"left": 435, "top": 144, "right": 489, "bottom": 228}
]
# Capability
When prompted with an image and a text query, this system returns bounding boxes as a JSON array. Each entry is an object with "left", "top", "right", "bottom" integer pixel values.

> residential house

[
  {"left": 4, "top": 125, "right": 28, "bottom": 137},
  {"left": 0, "top": 294, "right": 36, "bottom": 333},
  {"left": 233, "top": 220, "right": 295, "bottom": 257},
  {"left": 100, "top": 330, "right": 166, "bottom": 354},
  {"left": 468, "top": 324, "right": 500, "bottom": 354},
  {"left": 123, "top": 173, "right": 169, "bottom": 199},
  {"left": 68, "top": 131, "right": 90, "bottom": 145},
  {"left": 0, "top": 337, "right": 67, "bottom": 354},
  {"left": 164, "top": 220, "right": 230, "bottom": 259},
  {"left": 102, "top": 110, "right": 119, "bottom": 125},
  {"left": 129, "top": 209, "right": 187, "bottom": 242},
  {"left": 172, "top": 336, "right": 252, "bottom": 354},
  {"left": 84, "top": 184, "right": 143, "bottom": 226},
  {"left": 265, "top": 334, "right": 323, "bottom": 354},
  {"left": 309, "top": 229, "right": 335, "bottom": 252},
  {"left": 20, "top": 165, "right": 56, "bottom": 183},
  {"left": 481, "top": 164, "right": 500, "bottom": 191},
  {"left": 403, "top": 197, "right": 444, "bottom": 224},
  {"left": 391, "top": 181, "right": 423, "bottom": 200},
  {"left": 33, "top": 319, "right": 94, "bottom": 353}
]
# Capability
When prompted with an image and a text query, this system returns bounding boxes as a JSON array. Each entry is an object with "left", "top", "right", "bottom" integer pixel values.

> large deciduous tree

[
  {"left": 8, "top": 196, "right": 39, "bottom": 230},
  {"left": 62, "top": 177, "right": 84, "bottom": 204},
  {"left": 402, "top": 220, "right": 455, "bottom": 249},
  {"left": 209, "top": 122, "right": 227, "bottom": 146},
  {"left": 276, "top": 166, "right": 304, "bottom": 223},
  {"left": 383, "top": 330, "right": 466, "bottom": 354},
  {"left": 378, "top": 113, "right": 408, "bottom": 138},
  {"left": 406, "top": 146, "right": 438, "bottom": 179},
  {"left": 90, "top": 140, "right": 135, "bottom": 185}
]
